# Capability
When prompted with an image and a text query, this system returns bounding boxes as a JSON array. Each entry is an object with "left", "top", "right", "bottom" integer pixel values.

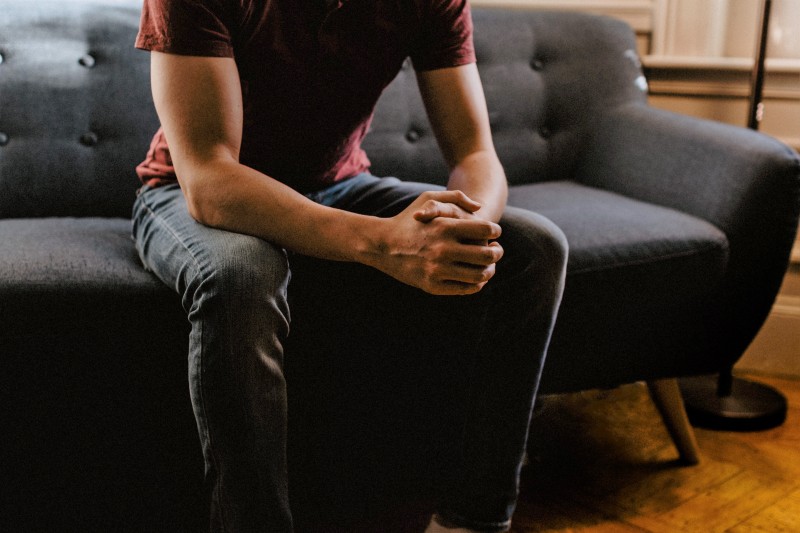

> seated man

[{"left": 133, "top": 0, "right": 567, "bottom": 531}]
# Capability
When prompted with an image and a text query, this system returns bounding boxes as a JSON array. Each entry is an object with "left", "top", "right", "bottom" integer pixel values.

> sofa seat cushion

[
  {"left": 0, "top": 216, "right": 186, "bottom": 383},
  {"left": 0, "top": 217, "right": 163, "bottom": 296},
  {"left": 509, "top": 180, "right": 729, "bottom": 300},
  {"left": 0, "top": 218, "right": 199, "bottom": 532},
  {"left": 509, "top": 181, "right": 730, "bottom": 391},
  {"left": 0, "top": 215, "right": 186, "bottom": 376}
]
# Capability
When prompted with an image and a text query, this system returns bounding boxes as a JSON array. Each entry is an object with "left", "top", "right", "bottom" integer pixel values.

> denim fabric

[
  {"left": 132, "top": 174, "right": 567, "bottom": 532},
  {"left": 133, "top": 182, "right": 294, "bottom": 531}
]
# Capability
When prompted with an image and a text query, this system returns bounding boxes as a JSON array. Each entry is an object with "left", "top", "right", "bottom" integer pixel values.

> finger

[
  {"left": 419, "top": 190, "right": 481, "bottom": 214},
  {"left": 432, "top": 259, "right": 496, "bottom": 286},
  {"left": 430, "top": 279, "right": 487, "bottom": 296},
  {"left": 439, "top": 218, "right": 502, "bottom": 241},
  {"left": 413, "top": 200, "right": 473, "bottom": 222},
  {"left": 453, "top": 263, "right": 496, "bottom": 285},
  {"left": 445, "top": 241, "right": 504, "bottom": 266}
]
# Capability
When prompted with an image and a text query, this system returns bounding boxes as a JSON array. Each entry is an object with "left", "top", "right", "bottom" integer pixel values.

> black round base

[{"left": 679, "top": 374, "right": 787, "bottom": 432}]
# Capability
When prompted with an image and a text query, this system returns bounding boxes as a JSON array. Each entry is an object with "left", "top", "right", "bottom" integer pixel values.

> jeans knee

[
  {"left": 528, "top": 217, "right": 568, "bottom": 277},
  {"left": 500, "top": 206, "right": 568, "bottom": 294},
  {"left": 188, "top": 233, "right": 291, "bottom": 331}
]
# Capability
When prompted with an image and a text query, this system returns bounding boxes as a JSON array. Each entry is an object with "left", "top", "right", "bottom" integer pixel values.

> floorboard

[
  {"left": 513, "top": 373, "right": 800, "bottom": 533},
  {"left": 299, "top": 373, "right": 800, "bottom": 532}
]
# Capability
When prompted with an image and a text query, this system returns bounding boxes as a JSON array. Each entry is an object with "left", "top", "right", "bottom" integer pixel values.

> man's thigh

[
  {"left": 132, "top": 183, "right": 291, "bottom": 303},
  {"left": 308, "top": 173, "right": 441, "bottom": 217},
  {"left": 289, "top": 174, "right": 563, "bottom": 413}
]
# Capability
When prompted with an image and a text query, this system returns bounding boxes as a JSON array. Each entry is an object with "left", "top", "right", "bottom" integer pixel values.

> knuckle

[
  {"left": 429, "top": 242, "right": 447, "bottom": 260},
  {"left": 424, "top": 261, "right": 441, "bottom": 280},
  {"left": 424, "top": 199, "right": 439, "bottom": 211}
]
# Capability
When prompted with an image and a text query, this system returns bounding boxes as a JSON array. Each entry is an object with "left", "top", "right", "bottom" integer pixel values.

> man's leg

[
  {"left": 313, "top": 174, "right": 568, "bottom": 532},
  {"left": 428, "top": 205, "right": 567, "bottom": 532},
  {"left": 133, "top": 184, "right": 293, "bottom": 532}
]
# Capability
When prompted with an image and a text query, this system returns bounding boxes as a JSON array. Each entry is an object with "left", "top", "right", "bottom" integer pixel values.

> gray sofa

[{"left": 2, "top": 1, "right": 799, "bottom": 531}]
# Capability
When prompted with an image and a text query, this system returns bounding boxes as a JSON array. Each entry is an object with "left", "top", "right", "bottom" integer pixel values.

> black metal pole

[
  {"left": 747, "top": 0, "right": 772, "bottom": 130},
  {"left": 680, "top": 0, "right": 788, "bottom": 432}
]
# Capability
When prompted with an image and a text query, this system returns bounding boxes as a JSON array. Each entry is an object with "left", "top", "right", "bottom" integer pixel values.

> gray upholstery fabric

[
  {"left": 509, "top": 180, "right": 728, "bottom": 287},
  {"left": 577, "top": 103, "right": 800, "bottom": 361},
  {"left": 0, "top": 218, "right": 163, "bottom": 294},
  {"left": 509, "top": 181, "right": 731, "bottom": 391},
  {"left": 0, "top": 1, "right": 158, "bottom": 218},
  {"left": 364, "top": 11, "right": 647, "bottom": 187}
]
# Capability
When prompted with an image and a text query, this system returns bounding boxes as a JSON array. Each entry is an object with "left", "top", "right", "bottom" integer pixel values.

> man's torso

[{"left": 135, "top": 0, "right": 474, "bottom": 191}]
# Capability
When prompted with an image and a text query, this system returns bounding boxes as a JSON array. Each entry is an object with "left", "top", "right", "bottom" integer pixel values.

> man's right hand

[{"left": 367, "top": 190, "right": 504, "bottom": 296}]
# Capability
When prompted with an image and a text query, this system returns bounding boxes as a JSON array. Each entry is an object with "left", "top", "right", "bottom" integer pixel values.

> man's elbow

[{"left": 178, "top": 174, "right": 225, "bottom": 228}]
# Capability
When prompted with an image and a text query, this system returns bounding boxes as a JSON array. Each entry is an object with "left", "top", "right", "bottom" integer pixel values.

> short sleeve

[
  {"left": 410, "top": 0, "right": 476, "bottom": 72},
  {"left": 135, "top": 0, "right": 234, "bottom": 58}
]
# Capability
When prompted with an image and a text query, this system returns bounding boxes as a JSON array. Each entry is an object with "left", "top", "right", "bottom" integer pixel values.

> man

[{"left": 133, "top": 0, "right": 567, "bottom": 531}]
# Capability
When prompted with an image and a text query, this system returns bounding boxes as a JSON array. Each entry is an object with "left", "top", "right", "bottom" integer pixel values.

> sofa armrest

[
  {"left": 577, "top": 103, "right": 800, "bottom": 236},
  {"left": 576, "top": 102, "right": 800, "bottom": 361}
]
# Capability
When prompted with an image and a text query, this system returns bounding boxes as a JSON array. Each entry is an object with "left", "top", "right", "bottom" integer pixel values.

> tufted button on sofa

[{"left": 2, "top": 1, "right": 799, "bottom": 531}]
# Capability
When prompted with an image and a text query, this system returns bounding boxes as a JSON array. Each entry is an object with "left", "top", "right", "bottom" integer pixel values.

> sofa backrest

[
  {"left": 0, "top": 0, "right": 158, "bottom": 219},
  {"left": 364, "top": 8, "right": 647, "bottom": 187},
  {"left": 0, "top": 2, "right": 646, "bottom": 219}
]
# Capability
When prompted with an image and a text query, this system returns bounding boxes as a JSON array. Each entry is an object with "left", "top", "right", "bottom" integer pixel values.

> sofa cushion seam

[{"left": 568, "top": 242, "right": 728, "bottom": 275}]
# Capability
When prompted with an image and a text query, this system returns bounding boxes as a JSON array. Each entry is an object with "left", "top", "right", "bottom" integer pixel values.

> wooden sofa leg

[{"left": 647, "top": 378, "right": 701, "bottom": 465}]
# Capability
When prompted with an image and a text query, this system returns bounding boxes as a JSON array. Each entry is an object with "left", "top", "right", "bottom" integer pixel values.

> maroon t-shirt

[{"left": 135, "top": 0, "right": 476, "bottom": 193}]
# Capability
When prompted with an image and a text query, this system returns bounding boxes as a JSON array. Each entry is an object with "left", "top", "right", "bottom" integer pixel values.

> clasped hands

[{"left": 373, "top": 190, "right": 504, "bottom": 296}]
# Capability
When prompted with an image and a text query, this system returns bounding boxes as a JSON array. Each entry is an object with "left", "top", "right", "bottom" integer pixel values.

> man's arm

[
  {"left": 150, "top": 52, "right": 502, "bottom": 295},
  {"left": 149, "top": 52, "right": 376, "bottom": 263},
  {"left": 416, "top": 63, "right": 508, "bottom": 223}
]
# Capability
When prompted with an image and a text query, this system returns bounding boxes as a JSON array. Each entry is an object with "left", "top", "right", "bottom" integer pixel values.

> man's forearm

[
  {"left": 180, "top": 158, "right": 381, "bottom": 264},
  {"left": 181, "top": 158, "right": 503, "bottom": 296},
  {"left": 446, "top": 149, "right": 508, "bottom": 223}
]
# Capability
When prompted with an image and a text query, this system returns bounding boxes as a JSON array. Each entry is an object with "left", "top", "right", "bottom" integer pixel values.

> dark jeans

[{"left": 132, "top": 174, "right": 567, "bottom": 532}]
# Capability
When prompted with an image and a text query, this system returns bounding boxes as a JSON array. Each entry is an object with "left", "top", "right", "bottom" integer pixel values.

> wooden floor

[
  {"left": 512, "top": 373, "right": 800, "bottom": 533},
  {"left": 301, "top": 373, "right": 799, "bottom": 532}
]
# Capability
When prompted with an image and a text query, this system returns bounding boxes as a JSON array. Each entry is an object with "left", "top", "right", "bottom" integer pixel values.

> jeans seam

[
  {"left": 568, "top": 242, "right": 725, "bottom": 275},
  {"left": 136, "top": 190, "right": 205, "bottom": 286},
  {"left": 135, "top": 190, "right": 232, "bottom": 530}
]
